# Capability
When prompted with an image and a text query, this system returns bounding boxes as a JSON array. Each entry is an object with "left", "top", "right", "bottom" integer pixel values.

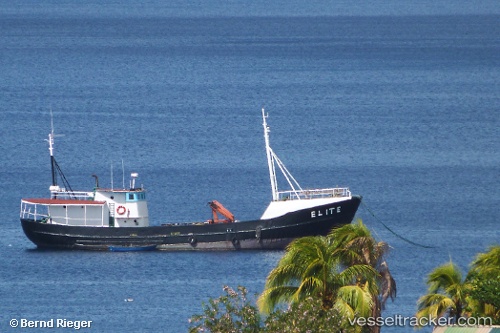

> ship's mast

[
  {"left": 45, "top": 111, "right": 73, "bottom": 198},
  {"left": 46, "top": 112, "right": 58, "bottom": 188},
  {"left": 262, "top": 108, "right": 279, "bottom": 201}
]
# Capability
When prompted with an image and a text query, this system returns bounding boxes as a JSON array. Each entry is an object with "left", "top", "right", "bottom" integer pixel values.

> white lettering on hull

[{"left": 311, "top": 206, "right": 341, "bottom": 218}]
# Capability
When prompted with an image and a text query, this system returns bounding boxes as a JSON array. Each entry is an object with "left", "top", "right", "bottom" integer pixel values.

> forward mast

[{"left": 261, "top": 108, "right": 351, "bottom": 203}]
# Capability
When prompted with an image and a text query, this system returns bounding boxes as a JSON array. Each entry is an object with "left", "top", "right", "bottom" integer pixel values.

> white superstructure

[
  {"left": 19, "top": 124, "right": 149, "bottom": 227},
  {"left": 20, "top": 175, "right": 149, "bottom": 228}
]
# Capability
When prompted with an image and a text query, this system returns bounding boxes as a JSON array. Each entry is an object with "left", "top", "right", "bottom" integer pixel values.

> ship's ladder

[{"left": 109, "top": 202, "right": 115, "bottom": 217}]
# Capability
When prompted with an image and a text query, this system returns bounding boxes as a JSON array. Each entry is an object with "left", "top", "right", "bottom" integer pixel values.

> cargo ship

[{"left": 20, "top": 109, "right": 361, "bottom": 250}]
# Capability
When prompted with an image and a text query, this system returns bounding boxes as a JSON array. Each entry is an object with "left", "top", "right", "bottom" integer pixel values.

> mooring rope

[{"left": 361, "top": 201, "right": 435, "bottom": 249}]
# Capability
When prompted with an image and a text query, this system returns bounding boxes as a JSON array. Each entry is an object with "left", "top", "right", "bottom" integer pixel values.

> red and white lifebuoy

[{"left": 116, "top": 206, "right": 126, "bottom": 215}]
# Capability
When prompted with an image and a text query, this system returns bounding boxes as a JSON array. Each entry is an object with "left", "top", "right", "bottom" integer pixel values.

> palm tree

[
  {"left": 469, "top": 245, "right": 500, "bottom": 275},
  {"left": 416, "top": 261, "right": 467, "bottom": 324},
  {"left": 257, "top": 235, "right": 379, "bottom": 324},
  {"left": 329, "top": 220, "right": 397, "bottom": 333}
]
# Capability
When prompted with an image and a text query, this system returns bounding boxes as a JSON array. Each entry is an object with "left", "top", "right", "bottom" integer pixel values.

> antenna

[
  {"left": 46, "top": 108, "right": 56, "bottom": 158},
  {"left": 45, "top": 108, "right": 64, "bottom": 187},
  {"left": 121, "top": 159, "right": 125, "bottom": 189},
  {"left": 110, "top": 162, "right": 114, "bottom": 190}
]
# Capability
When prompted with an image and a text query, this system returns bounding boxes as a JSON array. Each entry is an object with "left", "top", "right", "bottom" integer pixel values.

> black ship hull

[{"left": 21, "top": 196, "right": 361, "bottom": 251}]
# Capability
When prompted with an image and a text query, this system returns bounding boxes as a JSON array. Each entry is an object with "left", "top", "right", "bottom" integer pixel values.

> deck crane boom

[{"left": 208, "top": 200, "right": 235, "bottom": 223}]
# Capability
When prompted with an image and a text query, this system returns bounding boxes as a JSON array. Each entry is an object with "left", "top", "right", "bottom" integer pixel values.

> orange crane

[{"left": 208, "top": 200, "right": 235, "bottom": 224}]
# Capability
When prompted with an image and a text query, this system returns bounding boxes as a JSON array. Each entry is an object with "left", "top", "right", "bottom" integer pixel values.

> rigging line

[
  {"left": 54, "top": 158, "right": 76, "bottom": 199},
  {"left": 271, "top": 151, "right": 301, "bottom": 194},
  {"left": 272, "top": 151, "right": 302, "bottom": 191},
  {"left": 361, "top": 201, "right": 435, "bottom": 249}
]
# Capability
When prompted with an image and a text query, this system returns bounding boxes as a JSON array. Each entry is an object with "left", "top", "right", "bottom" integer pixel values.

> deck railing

[
  {"left": 277, "top": 187, "right": 351, "bottom": 201},
  {"left": 50, "top": 189, "right": 94, "bottom": 200},
  {"left": 20, "top": 200, "right": 105, "bottom": 226},
  {"left": 20, "top": 201, "right": 49, "bottom": 221}
]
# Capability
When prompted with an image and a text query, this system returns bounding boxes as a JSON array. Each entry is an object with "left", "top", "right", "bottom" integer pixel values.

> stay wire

[{"left": 361, "top": 201, "right": 435, "bottom": 249}]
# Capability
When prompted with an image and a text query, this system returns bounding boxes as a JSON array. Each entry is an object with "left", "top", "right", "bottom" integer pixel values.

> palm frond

[
  {"left": 336, "top": 283, "right": 373, "bottom": 318},
  {"left": 427, "top": 261, "right": 463, "bottom": 294},
  {"left": 329, "top": 222, "right": 368, "bottom": 248},
  {"left": 282, "top": 237, "right": 330, "bottom": 267},
  {"left": 302, "top": 258, "right": 327, "bottom": 280},
  {"left": 469, "top": 245, "right": 500, "bottom": 275},
  {"left": 296, "top": 276, "right": 324, "bottom": 299},
  {"left": 332, "top": 247, "right": 365, "bottom": 267},
  {"left": 379, "top": 260, "right": 397, "bottom": 306},
  {"left": 265, "top": 263, "right": 303, "bottom": 288},
  {"left": 416, "top": 293, "right": 456, "bottom": 319},
  {"left": 336, "top": 264, "right": 378, "bottom": 287},
  {"left": 257, "top": 285, "right": 298, "bottom": 314}
]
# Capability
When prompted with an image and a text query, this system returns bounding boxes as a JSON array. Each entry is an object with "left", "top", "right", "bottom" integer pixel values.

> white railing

[
  {"left": 50, "top": 190, "right": 94, "bottom": 200},
  {"left": 20, "top": 200, "right": 105, "bottom": 226},
  {"left": 20, "top": 201, "right": 49, "bottom": 221},
  {"left": 276, "top": 187, "right": 351, "bottom": 201}
]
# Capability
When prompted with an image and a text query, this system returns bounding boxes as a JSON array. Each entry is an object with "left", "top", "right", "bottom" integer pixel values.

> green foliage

[
  {"left": 467, "top": 271, "right": 500, "bottom": 324},
  {"left": 416, "top": 245, "right": 500, "bottom": 327},
  {"left": 188, "top": 286, "right": 361, "bottom": 333},
  {"left": 329, "top": 220, "right": 397, "bottom": 310},
  {"left": 468, "top": 272, "right": 500, "bottom": 307},
  {"left": 465, "top": 245, "right": 500, "bottom": 324},
  {"left": 189, "top": 221, "right": 397, "bottom": 333},
  {"left": 256, "top": 234, "right": 378, "bottom": 318},
  {"left": 416, "top": 261, "right": 466, "bottom": 324},
  {"left": 188, "top": 286, "right": 261, "bottom": 333},
  {"left": 469, "top": 245, "right": 500, "bottom": 276},
  {"left": 263, "top": 297, "right": 359, "bottom": 333}
]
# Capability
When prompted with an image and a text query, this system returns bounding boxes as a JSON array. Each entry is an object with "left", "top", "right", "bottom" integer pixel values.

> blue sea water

[{"left": 0, "top": 1, "right": 499, "bottom": 332}]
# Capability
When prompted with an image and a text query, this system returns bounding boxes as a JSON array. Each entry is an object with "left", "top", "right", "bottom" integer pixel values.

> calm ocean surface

[{"left": 1, "top": 1, "right": 499, "bottom": 332}]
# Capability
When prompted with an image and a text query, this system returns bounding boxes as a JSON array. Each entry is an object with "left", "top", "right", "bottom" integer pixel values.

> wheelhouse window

[{"left": 126, "top": 192, "right": 146, "bottom": 202}]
